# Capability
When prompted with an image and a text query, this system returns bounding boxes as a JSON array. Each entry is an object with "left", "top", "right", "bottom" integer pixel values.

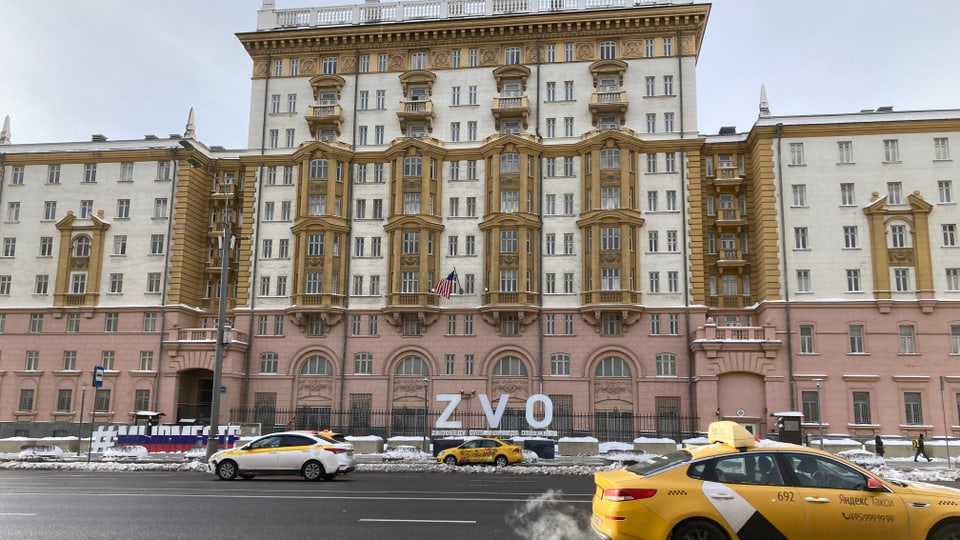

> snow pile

[
  {"left": 508, "top": 489, "right": 592, "bottom": 540},
  {"left": 18, "top": 445, "right": 64, "bottom": 460},
  {"left": 103, "top": 445, "right": 149, "bottom": 460},
  {"left": 380, "top": 445, "right": 434, "bottom": 463},
  {"left": 837, "top": 448, "right": 885, "bottom": 468}
]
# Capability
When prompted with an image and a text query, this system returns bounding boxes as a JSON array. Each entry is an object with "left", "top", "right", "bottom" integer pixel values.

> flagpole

[{"left": 453, "top": 266, "right": 464, "bottom": 295}]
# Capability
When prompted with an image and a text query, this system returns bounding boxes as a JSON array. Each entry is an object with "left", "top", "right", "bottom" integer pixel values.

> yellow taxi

[
  {"left": 592, "top": 421, "right": 960, "bottom": 540},
  {"left": 437, "top": 437, "right": 523, "bottom": 467}
]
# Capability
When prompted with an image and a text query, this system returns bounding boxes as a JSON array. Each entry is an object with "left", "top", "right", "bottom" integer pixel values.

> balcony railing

[
  {"left": 694, "top": 323, "right": 776, "bottom": 342},
  {"left": 167, "top": 327, "right": 249, "bottom": 345},
  {"left": 260, "top": 0, "right": 666, "bottom": 31}
]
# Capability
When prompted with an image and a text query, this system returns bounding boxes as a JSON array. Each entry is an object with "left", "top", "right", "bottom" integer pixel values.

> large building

[{"left": 0, "top": 0, "right": 958, "bottom": 442}]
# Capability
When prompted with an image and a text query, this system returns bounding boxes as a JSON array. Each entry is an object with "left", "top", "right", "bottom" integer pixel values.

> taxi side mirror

[{"left": 866, "top": 477, "right": 885, "bottom": 491}]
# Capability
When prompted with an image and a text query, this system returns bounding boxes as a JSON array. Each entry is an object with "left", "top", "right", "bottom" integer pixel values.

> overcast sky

[{"left": 2, "top": 0, "right": 958, "bottom": 148}]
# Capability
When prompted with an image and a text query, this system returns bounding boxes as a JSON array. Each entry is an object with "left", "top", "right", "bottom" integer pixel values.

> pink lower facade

[{"left": 2, "top": 298, "right": 958, "bottom": 441}]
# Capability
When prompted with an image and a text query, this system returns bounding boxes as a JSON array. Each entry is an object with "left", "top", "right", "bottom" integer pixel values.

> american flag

[{"left": 435, "top": 270, "right": 456, "bottom": 299}]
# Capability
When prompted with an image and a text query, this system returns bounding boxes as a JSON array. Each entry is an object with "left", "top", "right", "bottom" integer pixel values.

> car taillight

[
  {"left": 326, "top": 447, "right": 347, "bottom": 454},
  {"left": 602, "top": 488, "right": 656, "bottom": 501}
]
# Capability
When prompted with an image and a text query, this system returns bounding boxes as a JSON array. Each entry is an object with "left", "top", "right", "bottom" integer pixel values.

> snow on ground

[{"left": 2, "top": 449, "right": 958, "bottom": 483}]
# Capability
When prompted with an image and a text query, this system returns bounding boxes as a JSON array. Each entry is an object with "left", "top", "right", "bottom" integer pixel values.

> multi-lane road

[{"left": 0, "top": 470, "right": 595, "bottom": 539}]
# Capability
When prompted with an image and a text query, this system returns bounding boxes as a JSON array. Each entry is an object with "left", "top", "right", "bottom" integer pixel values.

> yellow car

[
  {"left": 592, "top": 421, "right": 960, "bottom": 540},
  {"left": 437, "top": 438, "right": 523, "bottom": 467}
]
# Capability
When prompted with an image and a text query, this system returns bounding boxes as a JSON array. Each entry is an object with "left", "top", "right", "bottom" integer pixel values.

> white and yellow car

[
  {"left": 209, "top": 431, "right": 354, "bottom": 481},
  {"left": 592, "top": 421, "right": 960, "bottom": 540}
]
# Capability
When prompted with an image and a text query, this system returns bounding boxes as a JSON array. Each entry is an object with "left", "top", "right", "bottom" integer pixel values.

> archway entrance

[
  {"left": 177, "top": 368, "right": 213, "bottom": 423},
  {"left": 717, "top": 372, "right": 766, "bottom": 435}
]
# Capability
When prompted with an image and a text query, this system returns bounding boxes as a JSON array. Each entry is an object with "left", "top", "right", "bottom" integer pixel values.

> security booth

[
  {"left": 771, "top": 411, "right": 803, "bottom": 444},
  {"left": 134, "top": 411, "right": 165, "bottom": 436}
]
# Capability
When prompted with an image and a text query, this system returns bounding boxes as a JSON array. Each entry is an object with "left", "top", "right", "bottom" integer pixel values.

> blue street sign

[
  {"left": 93, "top": 366, "right": 105, "bottom": 388},
  {"left": 220, "top": 386, "right": 227, "bottom": 394}
]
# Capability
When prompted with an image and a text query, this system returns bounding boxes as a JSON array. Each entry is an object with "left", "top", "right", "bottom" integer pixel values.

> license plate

[{"left": 592, "top": 514, "right": 602, "bottom": 527}]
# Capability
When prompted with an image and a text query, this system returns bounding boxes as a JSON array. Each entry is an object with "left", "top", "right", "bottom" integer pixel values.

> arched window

[
  {"left": 655, "top": 353, "right": 677, "bottom": 377},
  {"left": 595, "top": 355, "right": 631, "bottom": 377},
  {"left": 300, "top": 355, "right": 333, "bottom": 375},
  {"left": 73, "top": 237, "right": 91, "bottom": 257},
  {"left": 888, "top": 222, "right": 913, "bottom": 248},
  {"left": 493, "top": 355, "right": 528, "bottom": 376},
  {"left": 259, "top": 352, "right": 278, "bottom": 374},
  {"left": 395, "top": 355, "right": 428, "bottom": 376}
]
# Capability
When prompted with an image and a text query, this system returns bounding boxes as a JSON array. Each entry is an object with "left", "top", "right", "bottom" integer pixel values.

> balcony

[
  {"left": 396, "top": 99, "right": 435, "bottom": 132},
  {"left": 481, "top": 291, "right": 540, "bottom": 305},
  {"left": 705, "top": 295, "right": 751, "bottom": 309},
  {"left": 491, "top": 96, "right": 530, "bottom": 128},
  {"left": 589, "top": 91, "right": 629, "bottom": 118},
  {"left": 692, "top": 320, "right": 781, "bottom": 359},
  {"left": 714, "top": 166, "right": 744, "bottom": 191},
  {"left": 167, "top": 327, "right": 249, "bottom": 344},
  {"left": 581, "top": 290, "right": 642, "bottom": 305},
  {"left": 716, "top": 249, "right": 747, "bottom": 270},
  {"left": 305, "top": 104, "right": 343, "bottom": 138},
  {"left": 291, "top": 293, "right": 344, "bottom": 307},
  {"left": 714, "top": 208, "right": 746, "bottom": 229}
]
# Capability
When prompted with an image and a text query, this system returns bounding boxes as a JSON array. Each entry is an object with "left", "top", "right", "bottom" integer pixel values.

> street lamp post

[
  {"left": 422, "top": 378, "right": 430, "bottom": 453},
  {"left": 815, "top": 379, "right": 824, "bottom": 450},
  {"left": 76, "top": 383, "right": 87, "bottom": 456},
  {"left": 206, "top": 177, "right": 231, "bottom": 459}
]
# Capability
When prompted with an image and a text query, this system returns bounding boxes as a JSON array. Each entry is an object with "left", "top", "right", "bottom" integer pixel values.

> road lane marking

[
  {"left": 359, "top": 519, "right": 477, "bottom": 524},
  {"left": 7, "top": 492, "right": 590, "bottom": 503},
  {"left": 0, "top": 513, "right": 36, "bottom": 517}
]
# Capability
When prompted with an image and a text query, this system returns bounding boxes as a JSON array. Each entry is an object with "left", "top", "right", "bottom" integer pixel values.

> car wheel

[
  {"left": 443, "top": 455, "right": 458, "bottom": 466},
  {"left": 932, "top": 523, "right": 960, "bottom": 540},
  {"left": 302, "top": 460, "right": 326, "bottom": 481},
  {"left": 494, "top": 455, "right": 509, "bottom": 467},
  {"left": 240, "top": 473, "right": 255, "bottom": 480},
  {"left": 671, "top": 519, "right": 726, "bottom": 540},
  {"left": 215, "top": 460, "right": 238, "bottom": 481}
]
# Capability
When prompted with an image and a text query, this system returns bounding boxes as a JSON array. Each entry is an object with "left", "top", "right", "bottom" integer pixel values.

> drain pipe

[
  {"left": 676, "top": 30, "right": 697, "bottom": 435},
  {"left": 154, "top": 148, "right": 180, "bottom": 412},
  {"left": 535, "top": 37, "right": 545, "bottom": 394},
  {"left": 337, "top": 47, "right": 363, "bottom": 428},
  {"left": 775, "top": 123, "right": 796, "bottom": 409}
]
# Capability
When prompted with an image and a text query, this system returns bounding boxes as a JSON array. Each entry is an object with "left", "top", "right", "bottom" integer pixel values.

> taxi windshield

[{"left": 625, "top": 450, "right": 692, "bottom": 477}]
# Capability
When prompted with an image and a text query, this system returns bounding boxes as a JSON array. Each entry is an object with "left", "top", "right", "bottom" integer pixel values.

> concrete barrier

[
  {"left": 345, "top": 436, "right": 383, "bottom": 454},
  {"left": 558, "top": 438, "right": 599, "bottom": 456},
  {"left": 634, "top": 442, "right": 678, "bottom": 456}
]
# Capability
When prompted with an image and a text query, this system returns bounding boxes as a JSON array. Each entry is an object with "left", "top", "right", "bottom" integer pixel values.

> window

[
  {"left": 6, "top": 202, "right": 20, "bottom": 222},
  {"left": 844, "top": 391, "right": 871, "bottom": 425},
  {"left": 18, "top": 389, "right": 35, "bottom": 412},
  {"left": 109, "top": 273, "right": 123, "bottom": 293},
  {"left": 664, "top": 112, "right": 674, "bottom": 132},
  {"left": 899, "top": 325, "right": 916, "bottom": 354},
  {"left": 601, "top": 314, "right": 622, "bottom": 336},
  {"left": 952, "top": 325, "right": 960, "bottom": 354},
  {"left": 563, "top": 233, "right": 574, "bottom": 255},
  {"left": 648, "top": 230, "right": 659, "bottom": 252},
  {"left": 378, "top": 53, "right": 388, "bottom": 71},
  {"left": 890, "top": 223, "right": 908, "bottom": 248},
  {"left": 789, "top": 143, "right": 804, "bottom": 165},
  {"left": 550, "top": 354, "right": 570, "bottom": 376},
  {"left": 797, "top": 270, "right": 812, "bottom": 293},
  {"left": 655, "top": 353, "right": 676, "bottom": 377},
  {"left": 792, "top": 185, "right": 807, "bottom": 207},
  {"left": 904, "top": 392, "right": 923, "bottom": 425},
  {"left": 662, "top": 37, "right": 673, "bottom": 56},
  {"left": 846, "top": 269, "right": 862, "bottom": 292},
  {"left": 150, "top": 234, "right": 165, "bottom": 255},
  {"left": 595, "top": 356, "right": 630, "bottom": 377},
  {"left": 799, "top": 325, "right": 815, "bottom": 353},
  {"left": 939, "top": 180, "right": 953, "bottom": 203},
  {"left": 83, "top": 163, "right": 97, "bottom": 183},
  {"left": 11, "top": 165, "right": 24, "bottom": 185},
  {"left": 839, "top": 183, "right": 855, "bottom": 205},
  {"left": 894, "top": 267, "right": 911, "bottom": 291},
  {"left": 134, "top": 389, "right": 150, "bottom": 412},
  {"left": 801, "top": 391, "right": 820, "bottom": 423},
  {"left": 564, "top": 43, "right": 574, "bottom": 62},
  {"left": 794, "top": 227, "right": 808, "bottom": 249},
  {"left": 564, "top": 81, "right": 574, "bottom": 101},
  {"left": 599, "top": 41, "right": 616, "bottom": 59},
  {"left": 944, "top": 224, "right": 957, "bottom": 247},
  {"left": 57, "top": 389, "right": 73, "bottom": 412},
  {"left": 147, "top": 272, "right": 162, "bottom": 293},
  {"left": 838, "top": 141, "right": 853, "bottom": 164},
  {"left": 62, "top": 350, "right": 77, "bottom": 370},
  {"left": 849, "top": 325, "right": 864, "bottom": 353},
  {"left": 935, "top": 137, "right": 950, "bottom": 160},
  {"left": 321, "top": 56, "right": 338, "bottom": 74},
  {"left": 94, "top": 389, "right": 111, "bottom": 412},
  {"left": 503, "top": 46, "right": 521, "bottom": 64},
  {"left": 948, "top": 268, "right": 960, "bottom": 291},
  {"left": 153, "top": 198, "right": 168, "bottom": 219},
  {"left": 143, "top": 313, "right": 158, "bottom": 332},
  {"left": 646, "top": 114, "right": 656, "bottom": 134},
  {"left": 301, "top": 355, "right": 334, "bottom": 376},
  {"left": 884, "top": 139, "right": 900, "bottom": 162}
]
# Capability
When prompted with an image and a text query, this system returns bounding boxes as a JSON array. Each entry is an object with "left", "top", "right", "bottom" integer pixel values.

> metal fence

[{"left": 229, "top": 407, "right": 700, "bottom": 442}]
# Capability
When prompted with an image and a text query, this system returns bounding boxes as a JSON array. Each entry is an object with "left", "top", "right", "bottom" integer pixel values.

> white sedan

[{"left": 208, "top": 431, "right": 351, "bottom": 481}]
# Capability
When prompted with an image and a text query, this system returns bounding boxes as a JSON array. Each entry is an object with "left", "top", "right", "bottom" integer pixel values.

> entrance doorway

[{"left": 177, "top": 369, "right": 213, "bottom": 423}]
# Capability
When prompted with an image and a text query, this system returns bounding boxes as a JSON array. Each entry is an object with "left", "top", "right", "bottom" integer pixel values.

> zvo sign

[{"left": 434, "top": 393, "right": 554, "bottom": 430}]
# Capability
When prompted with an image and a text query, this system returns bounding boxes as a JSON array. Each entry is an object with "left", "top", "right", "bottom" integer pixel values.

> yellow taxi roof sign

[{"left": 708, "top": 421, "right": 756, "bottom": 449}]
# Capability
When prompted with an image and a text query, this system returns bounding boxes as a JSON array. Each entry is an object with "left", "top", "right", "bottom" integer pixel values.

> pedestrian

[
  {"left": 874, "top": 435, "right": 884, "bottom": 458},
  {"left": 913, "top": 433, "right": 932, "bottom": 462}
]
